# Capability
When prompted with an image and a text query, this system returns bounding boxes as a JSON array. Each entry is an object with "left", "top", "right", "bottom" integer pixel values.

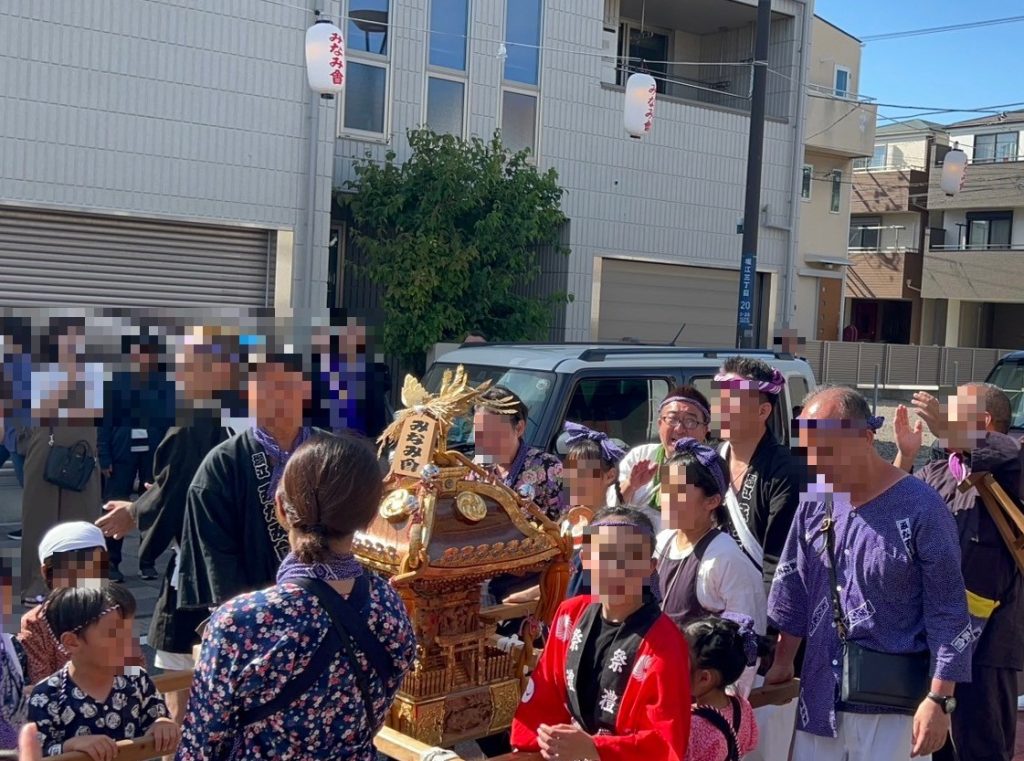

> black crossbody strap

[
  {"left": 821, "top": 494, "right": 849, "bottom": 641},
  {"left": 693, "top": 704, "right": 741, "bottom": 761},
  {"left": 292, "top": 576, "right": 395, "bottom": 732}
]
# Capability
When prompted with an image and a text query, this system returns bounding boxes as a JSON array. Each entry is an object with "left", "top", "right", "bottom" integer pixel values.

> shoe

[
  {"left": 139, "top": 565, "right": 158, "bottom": 580},
  {"left": 109, "top": 565, "right": 125, "bottom": 583},
  {"left": 6, "top": 528, "right": 21, "bottom": 540}
]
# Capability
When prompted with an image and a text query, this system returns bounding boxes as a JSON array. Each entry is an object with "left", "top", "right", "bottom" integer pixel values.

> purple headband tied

[
  {"left": 563, "top": 421, "right": 627, "bottom": 466},
  {"left": 586, "top": 518, "right": 656, "bottom": 539},
  {"left": 671, "top": 437, "right": 728, "bottom": 496},
  {"left": 720, "top": 612, "right": 760, "bottom": 667},
  {"left": 714, "top": 368, "right": 785, "bottom": 396},
  {"left": 867, "top": 415, "right": 885, "bottom": 432},
  {"left": 658, "top": 396, "right": 711, "bottom": 424}
]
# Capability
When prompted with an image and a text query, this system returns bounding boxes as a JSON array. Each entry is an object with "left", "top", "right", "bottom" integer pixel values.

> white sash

[{"left": 719, "top": 442, "right": 765, "bottom": 571}]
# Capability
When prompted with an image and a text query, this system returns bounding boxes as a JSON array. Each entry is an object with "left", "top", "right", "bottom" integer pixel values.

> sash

[
  {"left": 718, "top": 442, "right": 764, "bottom": 572},
  {"left": 563, "top": 601, "right": 662, "bottom": 734}
]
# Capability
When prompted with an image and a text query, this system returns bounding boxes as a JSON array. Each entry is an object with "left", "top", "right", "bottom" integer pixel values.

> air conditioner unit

[{"left": 601, "top": 27, "right": 618, "bottom": 84}]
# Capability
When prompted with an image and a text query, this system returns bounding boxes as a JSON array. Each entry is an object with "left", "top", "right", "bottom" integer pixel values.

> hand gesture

[
  {"left": 894, "top": 405, "right": 923, "bottom": 460},
  {"left": 97, "top": 501, "right": 136, "bottom": 540},
  {"left": 912, "top": 698, "right": 950, "bottom": 757},
  {"left": 63, "top": 734, "right": 119, "bottom": 761},
  {"left": 911, "top": 392, "right": 947, "bottom": 441},
  {"left": 146, "top": 718, "right": 181, "bottom": 755},
  {"left": 538, "top": 723, "right": 599, "bottom": 761},
  {"left": 622, "top": 460, "right": 658, "bottom": 503}
]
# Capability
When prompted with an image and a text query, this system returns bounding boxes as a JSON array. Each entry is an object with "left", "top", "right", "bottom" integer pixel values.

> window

[
  {"left": 801, "top": 165, "right": 813, "bottom": 201},
  {"left": 342, "top": 0, "right": 391, "bottom": 137},
  {"left": 834, "top": 66, "right": 851, "bottom": 98},
  {"left": 849, "top": 216, "right": 882, "bottom": 250},
  {"left": 501, "top": 0, "right": 542, "bottom": 156},
  {"left": 974, "top": 132, "right": 1019, "bottom": 163},
  {"left": 425, "top": 0, "right": 468, "bottom": 137},
  {"left": 966, "top": 211, "right": 1013, "bottom": 249},
  {"left": 870, "top": 144, "right": 887, "bottom": 168},
  {"left": 830, "top": 170, "right": 843, "bottom": 213},
  {"left": 617, "top": 24, "right": 669, "bottom": 94},
  {"left": 560, "top": 377, "right": 671, "bottom": 447}
]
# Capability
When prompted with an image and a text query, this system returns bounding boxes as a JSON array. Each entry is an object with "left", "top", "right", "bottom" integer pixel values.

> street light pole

[{"left": 735, "top": 0, "right": 773, "bottom": 349}]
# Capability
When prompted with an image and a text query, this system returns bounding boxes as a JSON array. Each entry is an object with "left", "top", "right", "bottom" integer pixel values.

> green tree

[{"left": 342, "top": 129, "right": 571, "bottom": 362}]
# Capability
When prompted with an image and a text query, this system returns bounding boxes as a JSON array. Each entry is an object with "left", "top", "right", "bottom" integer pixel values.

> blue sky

[{"left": 813, "top": 0, "right": 1024, "bottom": 125}]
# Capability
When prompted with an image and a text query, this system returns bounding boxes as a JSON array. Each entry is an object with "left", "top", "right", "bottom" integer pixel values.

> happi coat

[
  {"left": 768, "top": 476, "right": 973, "bottom": 738},
  {"left": 511, "top": 595, "right": 692, "bottom": 761}
]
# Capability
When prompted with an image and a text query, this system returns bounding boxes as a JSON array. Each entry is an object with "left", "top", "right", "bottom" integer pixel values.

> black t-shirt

[{"left": 576, "top": 613, "right": 627, "bottom": 730}]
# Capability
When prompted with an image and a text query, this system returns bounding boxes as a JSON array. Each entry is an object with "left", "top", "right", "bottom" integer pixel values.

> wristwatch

[{"left": 926, "top": 692, "right": 957, "bottom": 714}]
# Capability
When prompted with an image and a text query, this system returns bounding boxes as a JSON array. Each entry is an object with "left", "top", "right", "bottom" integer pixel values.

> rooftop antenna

[{"left": 669, "top": 323, "right": 687, "bottom": 346}]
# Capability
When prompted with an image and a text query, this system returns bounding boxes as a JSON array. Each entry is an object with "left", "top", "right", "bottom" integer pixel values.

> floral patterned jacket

[{"left": 472, "top": 442, "right": 567, "bottom": 523}]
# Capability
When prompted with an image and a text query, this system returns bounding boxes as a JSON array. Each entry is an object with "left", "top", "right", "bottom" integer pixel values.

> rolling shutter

[{"left": 0, "top": 206, "right": 274, "bottom": 307}]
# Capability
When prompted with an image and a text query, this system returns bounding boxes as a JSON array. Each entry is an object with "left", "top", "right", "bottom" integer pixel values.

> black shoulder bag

[
  {"left": 43, "top": 430, "right": 96, "bottom": 492},
  {"left": 693, "top": 695, "right": 742, "bottom": 761},
  {"left": 822, "top": 494, "right": 930, "bottom": 714},
  {"left": 229, "top": 576, "right": 396, "bottom": 758}
]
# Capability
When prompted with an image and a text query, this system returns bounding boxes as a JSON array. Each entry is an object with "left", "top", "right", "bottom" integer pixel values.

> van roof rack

[{"left": 577, "top": 347, "right": 783, "bottom": 362}]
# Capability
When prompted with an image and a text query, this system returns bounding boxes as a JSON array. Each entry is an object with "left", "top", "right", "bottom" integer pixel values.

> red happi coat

[{"left": 511, "top": 595, "right": 692, "bottom": 761}]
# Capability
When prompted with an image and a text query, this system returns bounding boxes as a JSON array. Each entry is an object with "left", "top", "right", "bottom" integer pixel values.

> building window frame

[
  {"left": 801, "top": 164, "right": 813, "bottom": 201},
  {"left": 849, "top": 216, "right": 882, "bottom": 251},
  {"left": 338, "top": 0, "right": 393, "bottom": 141},
  {"left": 616, "top": 20, "right": 672, "bottom": 94},
  {"left": 966, "top": 210, "right": 1013, "bottom": 249},
  {"left": 833, "top": 65, "right": 851, "bottom": 99},
  {"left": 973, "top": 132, "right": 1020, "bottom": 163},
  {"left": 500, "top": 0, "right": 544, "bottom": 159},
  {"left": 423, "top": 0, "right": 470, "bottom": 137},
  {"left": 829, "top": 169, "right": 843, "bottom": 213}
]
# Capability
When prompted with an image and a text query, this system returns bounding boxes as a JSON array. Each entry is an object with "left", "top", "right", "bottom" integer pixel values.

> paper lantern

[
  {"left": 306, "top": 19, "right": 345, "bottom": 94},
  {"left": 624, "top": 72, "right": 657, "bottom": 139},
  {"left": 940, "top": 148, "right": 968, "bottom": 196}
]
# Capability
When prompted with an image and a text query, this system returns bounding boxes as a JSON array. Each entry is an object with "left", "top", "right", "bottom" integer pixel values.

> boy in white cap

[{"left": 17, "top": 521, "right": 107, "bottom": 683}]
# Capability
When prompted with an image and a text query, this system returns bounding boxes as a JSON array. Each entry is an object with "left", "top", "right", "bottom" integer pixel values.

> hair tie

[
  {"left": 562, "top": 421, "right": 627, "bottom": 466},
  {"left": 670, "top": 437, "right": 728, "bottom": 496},
  {"left": 308, "top": 524, "right": 329, "bottom": 537},
  {"left": 721, "top": 612, "right": 759, "bottom": 667},
  {"left": 867, "top": 415, "right": 884, "bottom": 432}
]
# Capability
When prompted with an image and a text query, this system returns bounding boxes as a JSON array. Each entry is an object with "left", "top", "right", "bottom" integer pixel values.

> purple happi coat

[{"left": 768, "top": 476, "right": 973, "bottom": 738}]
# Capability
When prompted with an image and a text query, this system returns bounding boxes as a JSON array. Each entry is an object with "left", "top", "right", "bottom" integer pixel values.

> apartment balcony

[
  {"left": 847, "top": 247, "right": 922, "bottom": 300},
  {"left": 804, "top": 85, "right": 877, "bottom": 158},
  {"left": 922, "top": 244, "right": 1024, "bottom": 301},
  {"left": 851, "top": 169, "right": 928, "bottom": 215},
  {"left": 928, "top": 155, "right": 1024, "bottom": 211}
]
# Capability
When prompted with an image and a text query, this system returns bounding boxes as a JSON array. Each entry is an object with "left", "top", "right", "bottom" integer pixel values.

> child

[
  {"left": 1, "top": 559, "right": 28, "bottom": 751},
  {"left": 19, "top": 522, "right": 108, "bottom": 684},
  {"left": 511, "top": 506, "right": 692, "bottom": 761},
  {"left": 655, "top": 438, "right": 766, "bottom": 696},
  {"left": 27, "top": 583, "right": 178, "bottom": 758},
  {"left": 683, "top": 616, "right": 762, "bottom": 761}
]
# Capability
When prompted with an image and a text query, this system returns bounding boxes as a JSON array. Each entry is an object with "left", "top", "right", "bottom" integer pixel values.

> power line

[{"left": 860, "top": 15, "right": 1024, "bottom": 42}]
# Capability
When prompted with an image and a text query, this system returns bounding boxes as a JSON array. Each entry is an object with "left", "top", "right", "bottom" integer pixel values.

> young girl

[
  {"left": 655, "top": 438, "right": 766, "bottom": 696},
  {"left": 684, "top": 616, "right": 762, "bottom": 761},
  {"left": 27, "top": 583, "right": 178, "bottom": 758}
]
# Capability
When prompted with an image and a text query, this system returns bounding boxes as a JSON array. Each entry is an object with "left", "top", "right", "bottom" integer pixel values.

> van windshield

[
  {"left": 420, "top": 363, "right": 556, "bottom": 452},
  {"left": 986, "top": 360, "right": 1024, "bottom": 429}
]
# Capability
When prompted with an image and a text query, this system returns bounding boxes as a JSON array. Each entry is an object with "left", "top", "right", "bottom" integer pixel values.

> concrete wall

[
  {"left": 0, "top": 0, "right": 326, "bottom": 304},
  {"left": 872, "top": 137, "right": 932, "bottom": 171},
  {"left": 806, "top": 18, "right": 862, "bottom": 94}
]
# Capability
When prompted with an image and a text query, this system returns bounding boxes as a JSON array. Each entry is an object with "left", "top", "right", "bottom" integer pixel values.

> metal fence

[{"left": 802, "top": 340, "right": 1013, "bottom": 390}]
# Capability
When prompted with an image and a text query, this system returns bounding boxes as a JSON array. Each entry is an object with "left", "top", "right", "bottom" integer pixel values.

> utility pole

[{"left": 735, "top": 0, "right": 773, "bottom": 349}]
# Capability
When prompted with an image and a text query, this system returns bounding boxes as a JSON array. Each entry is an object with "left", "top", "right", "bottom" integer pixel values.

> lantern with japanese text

[
  {"left": 940, "top": 147, "right": 968, "bottom": 196},
  {"left": 305, "top": 19, "right": 345, "bottom": 94},
  {"left": 624, "top": 72, "right": 657, "bottom": 139}
]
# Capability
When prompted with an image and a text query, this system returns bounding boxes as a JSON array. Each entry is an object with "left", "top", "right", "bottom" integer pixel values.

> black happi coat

[
  {"left": 135, "top": 416, "right": 232, "bottom": 652},
  {"left": 178, "top": 428, "right": 303, "bottom": 609},
  {"left": 721, "top": 430, "right": 809, "bottom": 591}
]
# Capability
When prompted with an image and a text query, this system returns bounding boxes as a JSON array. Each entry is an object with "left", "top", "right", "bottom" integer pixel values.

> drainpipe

[{"left": 782, "top": 0, "right": 814, "bottom": 331}]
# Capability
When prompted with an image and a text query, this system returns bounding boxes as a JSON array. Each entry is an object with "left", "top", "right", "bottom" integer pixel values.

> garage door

[
  {"left": 598, "top": 259, "right": 747, "bottom": 347},
  {"left": 0, "top": 206, "right": 275, "bottom": 307}
]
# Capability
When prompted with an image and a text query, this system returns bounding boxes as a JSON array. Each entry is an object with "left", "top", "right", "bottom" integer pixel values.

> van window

[
  {"left": 788, "top": 375, "right": 810, "bottom": 421},
  {"left": 987, "top": 361, "right": 1024, "bottom": 429},
  {"left": 560, "top": 377, "right": 671, "bottom": 449}
]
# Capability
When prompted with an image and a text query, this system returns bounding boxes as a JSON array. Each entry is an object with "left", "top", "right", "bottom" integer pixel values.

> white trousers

[
  {"left": 744, "top": 700, "right": 798, "bottom": 761},
  {"left": 792, "top": 713, "right": 928, "bottom": 761}
]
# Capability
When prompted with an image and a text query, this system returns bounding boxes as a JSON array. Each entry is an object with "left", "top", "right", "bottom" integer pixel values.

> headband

[
  {"left": 563, "top": 421, "right": 627, "bottom": 466},
  {"left": 658, "top": 396, "right": 711, "bottom": 424},
  {"left": 793, "top": 416, "right": 885, "bottom": 433},
  {"left": 720, "top": 612, "right": 760, "bottom": 667},
  {"left": 670, "top": 437, "right": 728, "bottom": 496},
  {"left": 585, "top": 518, "right": 656, "bottom": 540},
  {"left": 713, "top": 368, "right": 785, "bottom": 396}
]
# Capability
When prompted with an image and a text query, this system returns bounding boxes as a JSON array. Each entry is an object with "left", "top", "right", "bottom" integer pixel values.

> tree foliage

[{"left": 343, "top": 129, "right": 570, "bottom": 362}]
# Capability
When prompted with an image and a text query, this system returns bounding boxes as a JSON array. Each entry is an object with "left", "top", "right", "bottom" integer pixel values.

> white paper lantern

[
  {"left": 624, "top": 72, "right": 657, "bottom": 139},
  {"left": 940, "top": 148, "right": 968, "bottom": 196},
  {"left": 306, "top": 19, "right": 345, "bottom": 94}
]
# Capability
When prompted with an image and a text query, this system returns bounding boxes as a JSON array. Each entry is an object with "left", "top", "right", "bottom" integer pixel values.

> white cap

[{"left": 38, "top": 521, "right": 107, "bottom": 565}]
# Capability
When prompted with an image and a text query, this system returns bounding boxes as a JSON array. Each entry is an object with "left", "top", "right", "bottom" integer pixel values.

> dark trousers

[
  {"left": 934, "top": 664, "right": 1018, "bottom": 761},
  {"left": 102, "top": 451, "right": 153, "bottom": 567}
]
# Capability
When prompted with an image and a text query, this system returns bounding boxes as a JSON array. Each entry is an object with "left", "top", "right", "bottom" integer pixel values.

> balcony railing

[
  {"left": 848, "top": 246, "right": 921, "bottom": 254},
  {"left": 931, "top": 243, "right": 1024, "bottom": 252},
  {"left": 805, "top": 82, "right": 876, "bottom": 103}
]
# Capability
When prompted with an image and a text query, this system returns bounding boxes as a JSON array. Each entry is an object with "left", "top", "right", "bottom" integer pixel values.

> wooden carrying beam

[{"left": 966, "top": 472, "right": 1024, "bottom": 576}]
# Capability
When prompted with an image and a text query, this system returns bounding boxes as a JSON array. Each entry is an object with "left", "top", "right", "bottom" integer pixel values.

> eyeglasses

[{"left": 659, "top": 415, "right": 705, "bottom": 430}]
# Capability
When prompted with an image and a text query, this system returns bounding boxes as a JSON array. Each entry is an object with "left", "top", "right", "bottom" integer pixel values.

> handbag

[
  {"left": 43, "top": 430, "right": 96, "bottom": 492},
  {"left": 821, "top": 493, "right": 930, "bottom": 714}
]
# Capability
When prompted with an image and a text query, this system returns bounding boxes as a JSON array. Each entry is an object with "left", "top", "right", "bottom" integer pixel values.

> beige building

[{"left": 790, "top": 17, "right": 876, "bottom": 341}]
